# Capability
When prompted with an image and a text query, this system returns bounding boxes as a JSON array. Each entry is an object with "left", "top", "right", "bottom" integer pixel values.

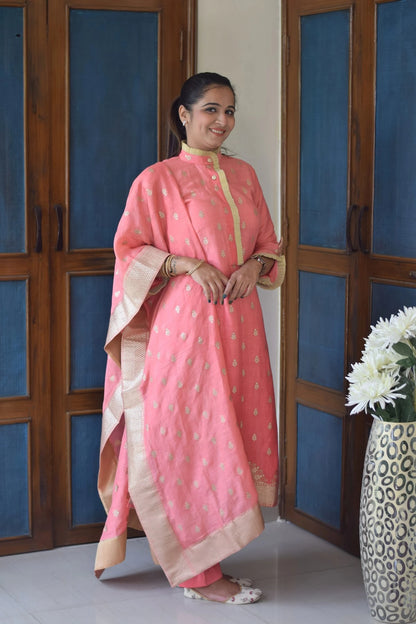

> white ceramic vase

[{"left": 360, "top": 420, "right": 416, "bottom": 623}]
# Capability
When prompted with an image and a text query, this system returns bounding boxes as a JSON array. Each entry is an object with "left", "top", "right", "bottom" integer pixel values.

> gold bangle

[
  {"left": 162, "top": 254, "right": 176, "bottom": 278},
  {"left": 160, "top": 258, "right": 168, "bottom": 279},
  {"left": 187, "top": 259, "right": 204, "bottom": 276}
]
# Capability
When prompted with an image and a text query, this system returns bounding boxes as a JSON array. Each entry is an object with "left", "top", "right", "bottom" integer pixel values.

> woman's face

[{"left": 180, "top": 85, "right": 236, "bottom": 152}]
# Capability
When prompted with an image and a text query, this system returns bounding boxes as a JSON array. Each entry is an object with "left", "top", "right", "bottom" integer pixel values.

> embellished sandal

[
  {"left": 225, "top": 575, "right": 253, "bottom": 587},
  {"left": 184, "top": 585, "right": 262, "bottom": 605}
]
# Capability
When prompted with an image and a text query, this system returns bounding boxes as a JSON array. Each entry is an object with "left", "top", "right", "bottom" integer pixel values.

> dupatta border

[
  {"left": 105, "top": 246, "right": 170, "bottom": 366},
  {"left": 121, "top": 297, "right": 265, "bottom": 587}
]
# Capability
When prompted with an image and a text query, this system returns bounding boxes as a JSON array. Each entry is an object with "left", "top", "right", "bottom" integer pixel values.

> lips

[{"left": 210, "top": 128, "right": 226, "bottom": 135}]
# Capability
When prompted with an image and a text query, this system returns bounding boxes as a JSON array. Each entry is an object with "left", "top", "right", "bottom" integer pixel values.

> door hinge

[{"left": 179, "top": 30, "right": 184, "bottom": 62}]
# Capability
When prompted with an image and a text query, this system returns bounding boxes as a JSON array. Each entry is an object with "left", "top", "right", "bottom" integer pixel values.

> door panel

[
  {"left": 69, "top": 274, "right": 113, "bottom": 391},
  {"left": 68, "top": 9, "right": 159, "bottom": 250},
  {"left": 373, "top": 0, "right": 416, "bottom": 258},
  {"left": 70, "top": 413, "right": 106, "bottom": 526},
  {"left": 371, "top": 283, "right": 416, "bottom": 324},
  {"left": 298, "top": 272, "right": 346, "bottom": 392},
  {"left": 299, "top": 10, "right": 350, "bottom": 250},
  {"left": 0, "top": 280, "right": 27, "bottom": 398},
  {"left": 0, "top": 6, "right": 25, "bottom": 253},
  {"left": 0, "top": 422, "right": 30, "bottom": 538},
  {"left": 296, "top": 405, "right": 343, "bottom": 529}
]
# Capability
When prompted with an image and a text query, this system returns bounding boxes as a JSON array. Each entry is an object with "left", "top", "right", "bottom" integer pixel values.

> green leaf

[
  {"left": 373, "top": 407, "right": 391, "bottom": 421},
  {"left": 393, "top": 342, "right": 414, "bottom": 358},
  {"left": 393, "top": 393, "right": 416, "bottom": 423},
  {"left": 373, "top": 405, "right": 399, "bottom": 422},
  {"left": 396, "top": 357, "right": 415, "bottom": 368},
  {"left": 410, "top": 337, "right": 416, "bottom": 350}
]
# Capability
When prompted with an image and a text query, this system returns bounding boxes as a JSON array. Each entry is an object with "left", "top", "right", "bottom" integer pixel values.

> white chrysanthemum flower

[
  {"left": 364, "top": 307, "right": 416, "bottom": 351},
  {"left": 390, "top": 306, "right": 416, "bottom": 341},
  {"left": 363, "top": 349, "right": 400, "bottom": 374},
  {"left": 347, "top": 307, "right": 416, "bottom": 421},
  {"left": 346, "top": 350, "right": 399, "bottom": 386},
  {"left": 365, "top": 316, "right": 401, "bottom": 351},
  {"left": 346, "top": 361, "right": 372, "bottom": 386},
  {"left": 346, "top": 371, "right": 406, "bottom": 415}
]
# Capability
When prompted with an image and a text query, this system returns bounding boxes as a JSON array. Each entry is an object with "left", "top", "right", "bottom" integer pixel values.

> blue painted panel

[
  {"left": 69, "top": 10, "right": 158, "bottom": 250},
  {"left": 0, "top": 7, "right": 25, "bottom": 253},
  {"left": 374, "top": 1, "right": 416, "bottom": 258},
  {"left": 371, "top": 283, "right": 416, "bottom": 326},
  {"left": 0, "top": 280, "right": 27, "bottom": 397},
  {"left": 300, "top": 11, "right": 350, "bottom": 249},
  {"left": 71, "top": 414, "right": 106, "bottom": 526},
  {"left": 296, "top": 404, "right": 342, "bottom": 529},
  {"left": 0, "top": 423, "right": 30, "bottom": 537},
  {"left": 70, "top": 275, "right": 112, "bottom": 390},
  {"left": 298, "top": 272, "right": 346, "bottom": 391}
]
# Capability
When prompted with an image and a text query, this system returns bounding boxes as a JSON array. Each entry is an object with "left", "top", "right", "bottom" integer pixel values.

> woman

[{"left": 94, "top": 72, "right": 285, "bottom": 604}]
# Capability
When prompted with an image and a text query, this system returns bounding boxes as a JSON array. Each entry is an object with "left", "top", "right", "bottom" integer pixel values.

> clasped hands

[{"left": 190, "top": 258, "right": 262, "bottom": 305}]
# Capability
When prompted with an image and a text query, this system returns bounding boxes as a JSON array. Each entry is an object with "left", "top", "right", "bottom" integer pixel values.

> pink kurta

[{"left": 95, "top": 143, "right": 285, "bottom": 586}]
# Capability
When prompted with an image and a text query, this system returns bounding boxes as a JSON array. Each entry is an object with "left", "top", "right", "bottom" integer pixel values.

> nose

[{"left": 215, "top": 111, "right": 227, "bottom": 126}]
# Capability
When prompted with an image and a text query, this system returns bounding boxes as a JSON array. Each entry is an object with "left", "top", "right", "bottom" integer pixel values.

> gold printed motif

[{"left": 249, "top": 462, "right": 277, "bottom": 507}]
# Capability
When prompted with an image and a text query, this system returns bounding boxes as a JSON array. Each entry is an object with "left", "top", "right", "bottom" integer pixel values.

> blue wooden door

[
  {"left": 0, "top": 0, "right": 194, "bottom": 554},
  {"left": 0, "top": 1, "right": 53, "bottom": 555},
  {"left": 49, "top": 0, "right": 194, "bottom": 547},
  {"left": 283, "top": 0, "right": 416, "bottom": 553}
]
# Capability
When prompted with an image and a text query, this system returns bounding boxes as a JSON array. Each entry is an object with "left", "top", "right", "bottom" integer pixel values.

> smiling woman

[
  {"left": 179, "top": 85, "right": 236, "bottom": 152},
  {"left": 94, "top": 72, "right": 285, "bottom": 605}
]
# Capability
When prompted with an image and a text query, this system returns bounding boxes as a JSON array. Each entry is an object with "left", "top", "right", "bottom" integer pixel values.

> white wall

[{"left": 197, "top": 0, "right": 282, "bottom": 405}]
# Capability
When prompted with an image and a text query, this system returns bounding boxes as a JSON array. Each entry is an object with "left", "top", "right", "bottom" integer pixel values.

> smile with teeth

[{"left": 211, "top": 128, "right": 226, "bottom": 135}]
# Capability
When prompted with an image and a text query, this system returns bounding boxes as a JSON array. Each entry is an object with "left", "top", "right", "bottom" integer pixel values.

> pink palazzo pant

[{"left": 178, "top": 564, "right": 223, "bottom": 588}]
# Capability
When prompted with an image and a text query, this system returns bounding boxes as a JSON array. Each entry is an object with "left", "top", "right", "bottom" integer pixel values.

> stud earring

[{"left": 182, "top": 120, "right": 187, "bottom": 127}]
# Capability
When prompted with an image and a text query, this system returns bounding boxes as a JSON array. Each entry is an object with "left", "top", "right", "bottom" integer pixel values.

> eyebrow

[{"left": 202, "top": 101, "right": 236, "bottom": 110}]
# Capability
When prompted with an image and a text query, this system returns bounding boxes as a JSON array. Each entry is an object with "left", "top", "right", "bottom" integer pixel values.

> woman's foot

[
  {"left": 184, "top": 576, "right": 262, "bottom": 604},
  {"left": 194, "top": 577, "right": 242, "bottom": 602}
]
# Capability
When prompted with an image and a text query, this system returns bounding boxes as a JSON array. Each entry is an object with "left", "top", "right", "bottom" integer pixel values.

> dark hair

[{"left": 167, "top": 72, "right": 235, "bottom": 157}]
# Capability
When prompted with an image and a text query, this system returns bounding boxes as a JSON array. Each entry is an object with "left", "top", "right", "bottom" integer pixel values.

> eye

[
  {"left": 204, "top": 107, "right": 217, "bottom": 113},
  {"left": 226, "top": 109, "right": 235, "bottom": 116}
]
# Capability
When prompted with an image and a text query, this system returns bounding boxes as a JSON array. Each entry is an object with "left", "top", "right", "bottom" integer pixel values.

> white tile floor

[{"left": 0, "top": 521, "right": 375, "bottom": 624}]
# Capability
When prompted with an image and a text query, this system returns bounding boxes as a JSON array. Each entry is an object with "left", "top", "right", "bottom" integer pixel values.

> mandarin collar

[{"left": 179, "top": 142, "right": 223, "bottom": 166}]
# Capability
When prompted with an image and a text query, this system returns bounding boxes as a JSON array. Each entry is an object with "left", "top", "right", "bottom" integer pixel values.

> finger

[
  {"left": 227, "top": 283, "right": 243, "bottom": 304},
  {"left": 223, "top": 275, "right": 237, "bottom": 298},
  {"left": 211, "top": 280, "right": 226, "bottom": 304}
]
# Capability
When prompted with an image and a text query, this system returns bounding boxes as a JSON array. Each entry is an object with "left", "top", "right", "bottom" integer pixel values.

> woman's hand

[
  {"left": 189, "top": 261, "right": 228, "bottom": 304},
  {"left": 223, "top": 259, "right": 261, "bottom": 303}
]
